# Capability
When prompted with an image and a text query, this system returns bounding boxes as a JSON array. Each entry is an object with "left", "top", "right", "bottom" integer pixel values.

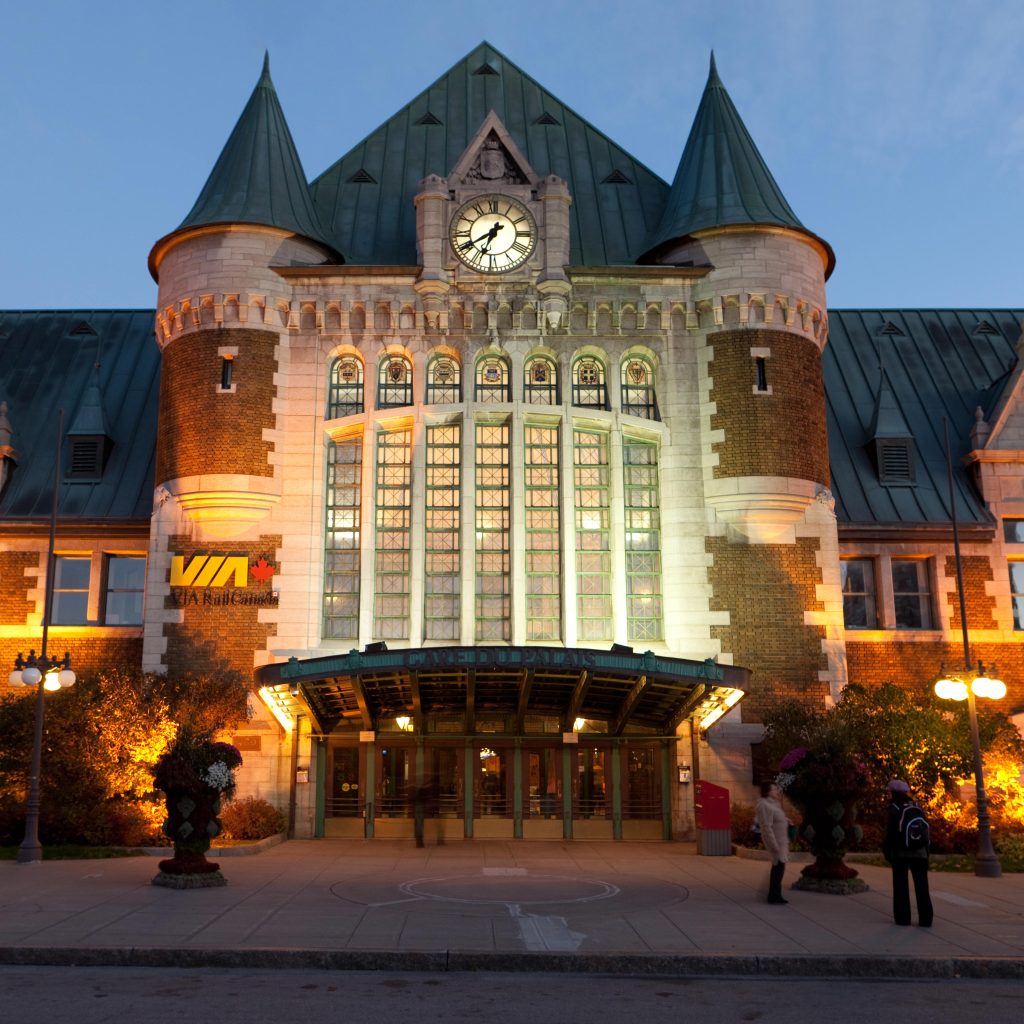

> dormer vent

[{"left": 876, "top": 438, "right": 915, "bottom": 484}]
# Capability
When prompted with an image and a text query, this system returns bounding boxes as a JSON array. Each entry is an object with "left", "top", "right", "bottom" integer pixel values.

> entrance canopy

[{"left": 255, "top": 646, "right": 747, "bottom": 736}]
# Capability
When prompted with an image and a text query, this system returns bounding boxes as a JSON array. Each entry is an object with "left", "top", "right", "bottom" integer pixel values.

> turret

[
  {"left": 148, "top": 53, "right": 341, "bottom": 540},
  {"left": 649, "top": 55, "right": 845, "bottom": 722},
  {"left": 646, "top": 54, "right": 834, "bottom": 543}
]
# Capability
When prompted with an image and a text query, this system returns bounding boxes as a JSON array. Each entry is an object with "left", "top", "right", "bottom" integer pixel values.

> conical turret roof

[
  {"left": 153, "top": 54, "right": 340, "bottom": 272},
  {"left": 640, "top": 55, "right": 833, "bottom": 273}
]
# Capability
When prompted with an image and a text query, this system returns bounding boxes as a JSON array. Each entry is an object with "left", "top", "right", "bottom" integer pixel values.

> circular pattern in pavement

[
  {"left": 329, "top": 872, "right": 688, "bottom": 915},
  {"left": 400, "top": 874, "right": 619, "bottom": 905}
]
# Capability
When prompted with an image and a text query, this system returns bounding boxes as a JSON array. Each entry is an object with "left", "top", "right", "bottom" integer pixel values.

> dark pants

[
  {"left": 891, "top": 857, "right": 932, "bottom": 926},
  {"left": 768, "top": 861, "right": 786, "bottom": 901}
]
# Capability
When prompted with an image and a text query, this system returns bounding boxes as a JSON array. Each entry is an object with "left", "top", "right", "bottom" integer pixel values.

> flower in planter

[{"left": 151, "top": 730, "right": 244, "bottom": 887}]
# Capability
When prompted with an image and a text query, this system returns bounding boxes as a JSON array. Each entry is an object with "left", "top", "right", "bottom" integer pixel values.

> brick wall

[
  {"left": 708, "top": 328, "right": 829, "bottom": 485},
  {"left": 155, "top": 327, "right": 278, "bottom": 483},
  {"left": 707, "top": 535, "right": 830, "bottom": 720},
  {"left": 0, "top": 551, "right": 36, "bottom": 625},
  {"left": 0, "top": 636, "right": 144, "bottom": 683},
  {"left": 946, "top": 555, "right": 997, "bottom": 630},
  {"left": 162, "top": 534, "right": 282, "bottom": 677},
  {"left": 846, "top": 640, "right": 1023, "bottom": 712}
]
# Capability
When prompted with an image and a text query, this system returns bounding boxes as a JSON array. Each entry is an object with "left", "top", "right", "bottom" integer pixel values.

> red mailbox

[{"left": 694, "top": 780, "right": 731, "bottom": 855}]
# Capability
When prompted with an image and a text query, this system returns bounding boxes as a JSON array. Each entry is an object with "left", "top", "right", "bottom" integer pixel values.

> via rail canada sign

[{"left": 168, "top": 553, "right": 279, "bottom": 608}]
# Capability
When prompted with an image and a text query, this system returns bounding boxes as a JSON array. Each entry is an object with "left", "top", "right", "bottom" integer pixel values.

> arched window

[
  {"left": 474, "top": 355, "right": 511, "bottom": 403},
  {"left": 327, "top": 357, "right": 364, "bottom": 418},
  {"left": 524, "top": 356, "right": 559, "bottom": 405},
  {"left": 426, "top": 355, "right": 461, "bottom": 404},
  {"left": 377, "top": 354, "right": 413, "bottom": 409},
  {"left": 572, "top": 357, "right": 607, "bottom": 409},
  {"left": 620, "top": 357, "right": 658, "bottom": 419}
]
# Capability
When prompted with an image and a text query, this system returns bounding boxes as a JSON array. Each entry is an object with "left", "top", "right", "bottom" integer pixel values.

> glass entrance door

[
  {"left": 523, "top": 745, "right": 563, "bottom": 838},
  {"left": 474, "top": 743, "right": 513, "bottom": 838},
  {"left": 324, "top": 745, "right": 363, "bottom": 837},
  {"left": 376, "top": 744, "right": 415, "bottom": 837},
  {"left": 426, "top": 744, "right": 464, "bottom": 842},
  {"left": 574, "top": 745, "right": 612, "bottom": 838},
  {"left": 621, "top": 742, "right": 664, "bottom": 838}
]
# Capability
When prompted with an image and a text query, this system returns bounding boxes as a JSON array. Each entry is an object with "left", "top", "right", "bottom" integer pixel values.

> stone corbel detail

[
  {"left": 704, "top": 476, "right": 819, "bottom": 544},
  {"left": 165, "top": 474, "right": 281, "bottom": 541}
]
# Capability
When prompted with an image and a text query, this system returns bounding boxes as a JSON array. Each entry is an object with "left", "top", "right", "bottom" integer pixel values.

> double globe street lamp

[
  {"left": 7, "top": 409, "right": 76, "bottom": 863},
  {"left": 933, "top": 662, "right": 1005, "bottom": 878}
]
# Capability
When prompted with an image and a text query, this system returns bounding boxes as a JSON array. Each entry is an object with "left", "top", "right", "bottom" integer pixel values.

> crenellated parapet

[{"left": 154, "top": 279, "right": 826, "bottom": 347}]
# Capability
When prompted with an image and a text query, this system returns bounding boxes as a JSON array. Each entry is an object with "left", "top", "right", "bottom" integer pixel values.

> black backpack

[{"left": 897, "top": 802, "right": 929, "bottom": 852}]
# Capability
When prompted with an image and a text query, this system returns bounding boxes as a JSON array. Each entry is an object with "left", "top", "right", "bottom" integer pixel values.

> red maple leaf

[{"left": 250, "top": 558, "right": 276, "bottom": 583}]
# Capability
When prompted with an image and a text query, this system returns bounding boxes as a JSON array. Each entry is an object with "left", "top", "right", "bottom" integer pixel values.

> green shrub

[{"left": 219, "top": 796, "right": 286, "bottom": 840}]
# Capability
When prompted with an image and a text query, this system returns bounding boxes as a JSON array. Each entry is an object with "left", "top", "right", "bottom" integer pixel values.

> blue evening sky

[{"left": 1, "top": 0, "right": 1021, "bottom": 311}]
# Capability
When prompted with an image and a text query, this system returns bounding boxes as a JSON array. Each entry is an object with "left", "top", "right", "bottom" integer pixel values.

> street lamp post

[
  {"left": 6, "top": 410, "right": 75, "bottom": 864},
  {"left": 934, "top": 663, "right": 1005, "bottom": 878},
  {"left": 934, "top": 416, "right": 1002, "bottom": 878}
]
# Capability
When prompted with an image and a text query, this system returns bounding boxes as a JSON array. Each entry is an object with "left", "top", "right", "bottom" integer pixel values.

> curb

[{"left": 1, "top": 947, "right": 1022, "bottom": 979}]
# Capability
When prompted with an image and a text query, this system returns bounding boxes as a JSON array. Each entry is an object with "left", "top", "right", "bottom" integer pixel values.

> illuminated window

[
  {"left": 620, "top": 357, "right": 658, "bottom": 419},
  {"left": 475, "top": 356, "right": 511, "bottom": 403},
  {"left": 572, "top": 357, "right": 607, "bottom": 409},
  {"left": 841, "top": 559, "right": 877, "bottom": 629},
  {"left": 104, "top": 556, "right": 145, "bottom": 625},
  {"left": 525, "top": 425, "right": 562, "bottom": 641},
  {"left": 524, "top": 356, "right": 559, "bottom": 405},
  {"left": 623, "top": 439, "right": 662, "bottom": 641},
  {"left": 323, "top": 433, "right": 362, "bottom": 641},
  {"left": 891, "top": 559, "right": 933, "bottom": 629},
  {"left": 327, "top": 357, "right": 364, "bottom": 418},
  {"left": 426, "top": 355, "right": 461, "bottom": 404},
  {"left": 51, "top": 556, "right": 90, "bottom": 625},
  {"left": 574, "top": 429, "right": 612, "bottom": 640},
  {"left": 1011, "top": 563, "right": 1024, "bottom": 630},
  {"left": 475, "top": 422, "right": 511, "bottom": 640},
  {"left": 425, "top": 424, "right": 461, "bottom": 640},
  {"left": 373, "top": 428, "right": 412, "bottom": 640},
  {"left": 377, "top": 355, "right": 413, "bottom": 408}
]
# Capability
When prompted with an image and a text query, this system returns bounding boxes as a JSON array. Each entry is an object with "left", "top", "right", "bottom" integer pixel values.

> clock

[{"left": 450, "top": 194, "right": 536, "bottom": 272}]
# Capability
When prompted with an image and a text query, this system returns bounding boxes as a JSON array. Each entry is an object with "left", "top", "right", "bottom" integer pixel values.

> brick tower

[
  {"left": 641, "top": 56, "right": 846, "bottom": 780},
  {"left": 144, "top": 54, "right": 340, "bottom": 677}
]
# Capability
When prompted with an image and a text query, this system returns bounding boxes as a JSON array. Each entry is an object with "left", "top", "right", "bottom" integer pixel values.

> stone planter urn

[
  {"left": 152, "top": 734, "right": 242, "bottom": 889},
  {"left": 778, "top": 747, "right": 871, "bottom": 895}
]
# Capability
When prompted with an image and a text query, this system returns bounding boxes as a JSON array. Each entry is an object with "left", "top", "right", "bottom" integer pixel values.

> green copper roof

[
  {"left": 174, "top": 54, "right": 339, "bottom": 258},
  {"left": 0, "top": 310, "right": 159, "bottom": 521},
  {"left": 640, "top": 55, "right": 832, "bottom": 272},
  {"left": 310, "top": 42, "right": 669, "bottom": 266},
  {"left": 825, "top": 309, "right": 1024, "bottom": 528}
]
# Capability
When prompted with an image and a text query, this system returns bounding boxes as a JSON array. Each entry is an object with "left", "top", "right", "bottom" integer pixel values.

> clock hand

[
  {"left": 459, "top": 224, "right": 504, "bottom": 252},
  {"left": 478, "top": 222, "right": 503, "bottom": 253}
]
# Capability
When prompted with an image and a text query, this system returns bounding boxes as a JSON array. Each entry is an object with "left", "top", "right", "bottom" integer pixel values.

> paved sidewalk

[{"left": 1, "top": 840, "right": 1022, "bottom": 978}]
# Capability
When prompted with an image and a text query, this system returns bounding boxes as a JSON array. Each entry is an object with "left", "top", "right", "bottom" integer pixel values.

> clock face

[{"left": 450, "top": 194, "right": 536, "bottom": 273}]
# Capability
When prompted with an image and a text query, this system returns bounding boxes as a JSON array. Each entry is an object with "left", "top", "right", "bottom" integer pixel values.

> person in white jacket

[{"left": 754, "top": 780, "right": 791, "bottom": 904}]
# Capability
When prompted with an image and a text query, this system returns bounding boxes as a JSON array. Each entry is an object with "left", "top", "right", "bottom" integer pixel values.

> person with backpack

[{"left": 882, "top": 778, "right": 933, "bottom": 927}]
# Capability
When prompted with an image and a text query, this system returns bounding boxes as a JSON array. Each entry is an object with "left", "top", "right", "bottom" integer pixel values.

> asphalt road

[{"left": 2, "top": 968, "right": 1023, "bottom": 1024}]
